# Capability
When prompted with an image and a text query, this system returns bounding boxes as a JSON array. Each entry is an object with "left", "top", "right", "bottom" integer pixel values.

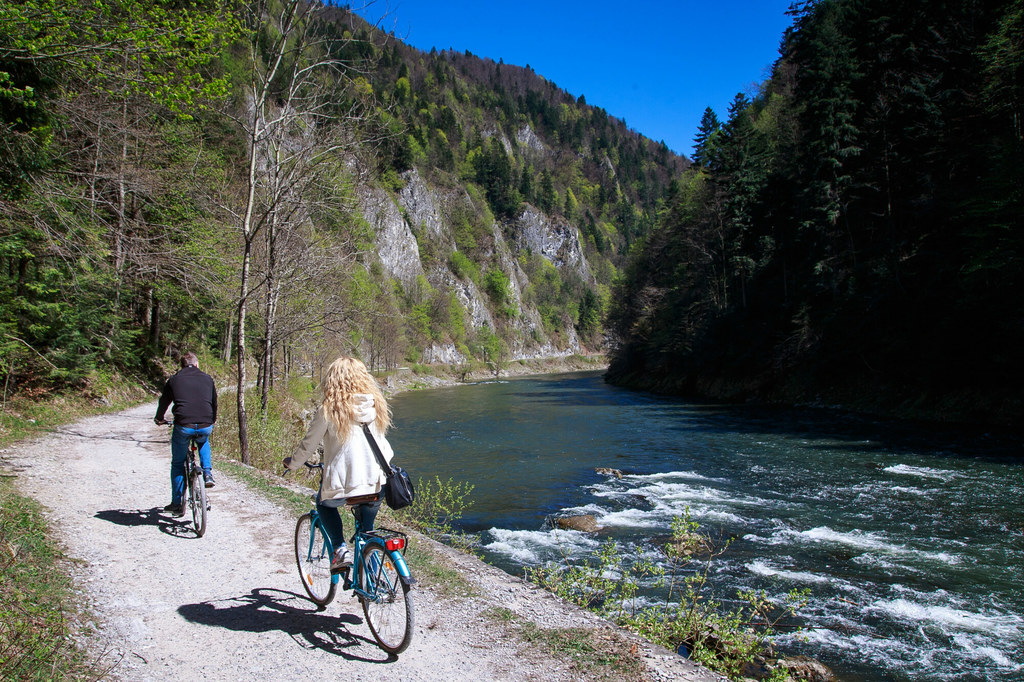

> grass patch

[
  {"left": 0, "top": 478, "right": 97, "bottom": 680},
  {"left": 218, "top": 459, "right": 311, "bottom": 518},
  {"left": 485, "top": 607, "right": 647, "bottom": 681}
]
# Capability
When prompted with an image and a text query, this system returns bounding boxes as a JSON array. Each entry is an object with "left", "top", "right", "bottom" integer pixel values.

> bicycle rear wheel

[
  {"left": 188, "top": 471, "right": 207, "bottom": 537},
  {"left": 294, "top": 514, "right": 336, "bottom": 606},
  {"left": 360, "top": 544, "right": 414, "bottom": 654}
]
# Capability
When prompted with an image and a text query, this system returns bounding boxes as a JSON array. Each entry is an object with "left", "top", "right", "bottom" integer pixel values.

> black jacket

[{"left": 155, "top": 366, "right": 217, "bottom": 427}]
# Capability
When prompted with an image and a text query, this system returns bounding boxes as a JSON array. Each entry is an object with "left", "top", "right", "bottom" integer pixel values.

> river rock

[
  {"left": 594, "top": 467, "right": 623, "bottom": 478},
  {"left": 772, "top": 655, "right": 837, "bottom": 681},
  {"left": 556, "top": 515, "right": 601, "bottom": 532}
]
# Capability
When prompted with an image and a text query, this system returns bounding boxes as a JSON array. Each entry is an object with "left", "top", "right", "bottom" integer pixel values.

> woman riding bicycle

[{"left": 283, "top": 356, "right": 394, "bottom": 572}]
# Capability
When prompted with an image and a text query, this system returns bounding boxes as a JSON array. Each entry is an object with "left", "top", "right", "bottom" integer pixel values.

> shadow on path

[
  {"left": 94, "top": 507, "right": 203, "bottom": 539},
  {"left": 178, "top": 588, "right": 396, "bottom": 663}
]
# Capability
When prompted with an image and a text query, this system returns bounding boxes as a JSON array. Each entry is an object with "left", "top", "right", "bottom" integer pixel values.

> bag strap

[{"left": 361, "top": 423, "right": 395, "bottom": 478}]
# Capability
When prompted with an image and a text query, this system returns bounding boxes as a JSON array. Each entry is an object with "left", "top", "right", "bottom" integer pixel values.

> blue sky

[{"left": 355, "top": 1, "right": 795, "bottom": 158}]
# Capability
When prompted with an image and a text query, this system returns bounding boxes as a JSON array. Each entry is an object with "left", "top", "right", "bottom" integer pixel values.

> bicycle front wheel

[
  {"left": 294, "top": 514, "right": 336, "bottom": 607},
  {"left": 360, "top": 544, "right": 414, "bottom": 654},
  {"left": 188, "top": 472, "right": 207, "bottom": 537}
]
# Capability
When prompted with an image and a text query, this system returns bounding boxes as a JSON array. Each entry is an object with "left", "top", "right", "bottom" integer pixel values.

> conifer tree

[{"left": 691, "top": 107, "right": 721, "bottom": 169}]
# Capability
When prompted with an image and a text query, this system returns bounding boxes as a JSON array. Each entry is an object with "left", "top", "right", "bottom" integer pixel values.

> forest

[
  {"left": 2, "top": 0, "right": 1020, "bottom": 437},
  {"left": 0, "top": 0, "right": 684, "bottom": 456},
  {"left": 606, "top": 0, "right": 1023, "bottom": 428}
]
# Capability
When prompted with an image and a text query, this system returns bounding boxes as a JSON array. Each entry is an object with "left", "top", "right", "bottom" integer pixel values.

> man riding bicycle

[{"left": 154, "top": 352, "right": 217, "bottom": 516}]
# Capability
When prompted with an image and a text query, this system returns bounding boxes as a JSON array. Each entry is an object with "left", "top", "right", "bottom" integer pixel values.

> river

[{"left": 387, "top": 371, "right": 1023, "bottom": 681}]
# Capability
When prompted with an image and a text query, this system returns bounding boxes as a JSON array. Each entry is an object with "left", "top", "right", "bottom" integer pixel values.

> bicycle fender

[{"left": 389, "top": 550, "right": 415, "bottom": 585}]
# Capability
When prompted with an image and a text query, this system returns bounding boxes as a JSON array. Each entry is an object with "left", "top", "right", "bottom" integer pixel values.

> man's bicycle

[
  {"left": 293, "top": 462, "right": 415, "bottom": 654},
  {"left": 160, "top": 422, "right": 208, "bottom": 537},
  {"left": 182, "top": 427, "right": 208, "bottom": 537}
]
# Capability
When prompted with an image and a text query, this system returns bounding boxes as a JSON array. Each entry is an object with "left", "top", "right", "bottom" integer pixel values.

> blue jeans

[
  {"left": 317, "top": 487, "right": 385, "bottom": 551},
  {"left": 170, "top": 425, "right": 213, "bottom": 505}
]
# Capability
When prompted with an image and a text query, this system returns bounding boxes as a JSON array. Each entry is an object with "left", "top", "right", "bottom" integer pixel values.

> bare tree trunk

[
  {"left": 260, "top": 214, "right": 277, "bottom": 412},
  {"left": 148, "top": 293, "right": 160, "bottom": 350},
  {"left": 236, "top": 241, "right": 252, "bottom": 464},
  {"left": 222, "top": 314, "right": 233, "bottom": 363}
]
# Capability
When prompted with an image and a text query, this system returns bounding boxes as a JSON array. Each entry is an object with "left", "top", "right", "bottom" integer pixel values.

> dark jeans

[
  {"left": 170, "top": 424, "right": 212, "bottom": 505},
  {"left": 317, "top": 487, "right": 385, "bottom": 551}
]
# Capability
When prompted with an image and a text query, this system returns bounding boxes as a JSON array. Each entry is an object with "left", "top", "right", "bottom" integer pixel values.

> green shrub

[
  {"left": 391, "top": 475, "right": 475, "bottom": 552},
  {"left": 526, "top": 510, "right": 808, "bottom": 680}
]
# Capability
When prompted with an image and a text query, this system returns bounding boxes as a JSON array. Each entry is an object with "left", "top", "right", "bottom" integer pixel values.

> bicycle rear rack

[{"left": 362, "top": 528, "right": 407, "bottom": 544}]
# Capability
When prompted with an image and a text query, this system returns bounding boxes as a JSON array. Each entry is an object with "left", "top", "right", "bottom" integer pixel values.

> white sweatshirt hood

[
  {"left": 289, "top": 395, "right": 394, "bottom": 500},
  {"left": 352, "top": 393, "right": 376, "bottom": 424}
]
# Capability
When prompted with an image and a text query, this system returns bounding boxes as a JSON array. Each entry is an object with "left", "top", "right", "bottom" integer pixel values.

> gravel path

[{"left": 5, "top": 402, "right": 724, "bottom": 681}]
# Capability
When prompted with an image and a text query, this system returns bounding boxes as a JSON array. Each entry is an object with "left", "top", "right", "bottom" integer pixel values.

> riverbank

[{"left": 380, "top": 354, "right": 608, "bottom": 395}]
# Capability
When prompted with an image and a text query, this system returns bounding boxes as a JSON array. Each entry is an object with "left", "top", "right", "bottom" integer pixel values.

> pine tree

[{"left": 691, "top": 107, "right": 721, "bottom": 169}]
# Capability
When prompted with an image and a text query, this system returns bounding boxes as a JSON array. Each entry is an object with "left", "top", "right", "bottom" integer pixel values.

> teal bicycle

[{"left": 293, "top": 462, "right": 415, "bottom": 654}]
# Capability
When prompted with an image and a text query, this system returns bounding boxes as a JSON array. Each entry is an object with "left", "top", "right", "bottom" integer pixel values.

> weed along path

[{"left": 6, "top": 402, "right": 723, "bottom": 681}]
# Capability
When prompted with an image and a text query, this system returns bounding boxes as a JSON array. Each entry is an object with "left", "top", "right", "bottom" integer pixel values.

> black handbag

[{"left": 362, "top": 423, "right": 415, "bottom": 510}]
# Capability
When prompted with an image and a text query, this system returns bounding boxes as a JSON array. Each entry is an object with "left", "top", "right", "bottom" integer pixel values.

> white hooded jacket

[{"left": 288, "top": 393, "right": 394, "bottom": 501}]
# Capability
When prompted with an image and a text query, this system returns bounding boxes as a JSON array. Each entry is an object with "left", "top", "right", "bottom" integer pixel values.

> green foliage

[
  {"left": 607, "top": 0, "right": 1024, "bottom": 426},
  {"left": 391, "top": 475, "right": 475, "bottom": 548},
  {"left": 216, "top": 387, "right": 307, "bottom": 473},
  {"left": 447, "top": 250, "right": 480, "bottom": 283},
  {"left": 0, "top": 0, "right": 682, "bottom": 403},
  {"left": 469, "top": 324, "right": 508, "bottom": 375},
  {"left": 482, "top": 266, "right": 517, "bottom": 318},
  {"left": 0, "top": 0, "right": 241, "bottom": 392},
  {"left": 527, "top": 511, "right": 808, "bottom": 680},
  {"left": 472, "top": 137, "right": 521, "bottom": 219}
]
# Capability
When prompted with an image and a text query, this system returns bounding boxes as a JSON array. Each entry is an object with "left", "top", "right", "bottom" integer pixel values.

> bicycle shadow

[
  {"left": 93, "top": 508, "right": 203, "bottom": 538},
  {"left": 177, "top": 588, "right": 397, "bottom": 663}
]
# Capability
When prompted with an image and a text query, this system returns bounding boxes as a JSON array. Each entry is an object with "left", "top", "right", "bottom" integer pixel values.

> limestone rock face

[
  {"left": 361, "top": 185, "right": 424, "bottom": 288},
  {"left": 357, "top": 171, "right": 595, "bottom": 362},
  {"left": 422, "top": 343, "right": 466, "bottom": 365},
  {"left": 399, "top": 169, "right": 450, "bottom": 245},
  {"left": 516, "top": 123, "right": 546, "bottom": 153},
  {"left": 515, "top": 206, "right": 592, "bottom": 282}
]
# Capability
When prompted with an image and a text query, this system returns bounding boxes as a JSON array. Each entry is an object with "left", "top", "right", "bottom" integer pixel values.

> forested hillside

[
  {"left": 606, "top": 0, "right": 1024, "bottom": 427},
  {"left": 5, "top": 0, "right": 1018, "bottom": 434},
  {"left": 0, "top": 0, "right": 683, "bottom": 408}
]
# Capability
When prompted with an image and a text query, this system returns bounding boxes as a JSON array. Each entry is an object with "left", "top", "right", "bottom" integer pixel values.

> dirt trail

[{"left": 5, "top": 402, "right": 723, "bottom": 681}]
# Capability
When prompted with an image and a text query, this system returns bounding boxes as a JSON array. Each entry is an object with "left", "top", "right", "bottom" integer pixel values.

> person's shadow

[
  {"left": 94, "top": 508, "right": 202, "bottom": 538},
  {"left": 178, "top": 588, "right": 396, "bottom": 663}
]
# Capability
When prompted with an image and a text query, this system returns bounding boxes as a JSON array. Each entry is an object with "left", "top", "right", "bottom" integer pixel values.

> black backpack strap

[{"left": 361, "top": 423, "right": 395, "bottom": 477}]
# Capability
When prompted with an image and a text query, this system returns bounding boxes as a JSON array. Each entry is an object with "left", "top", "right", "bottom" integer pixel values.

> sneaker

[
  {"left": 330, "top": 547, "right": 352, "bottom": 573},
  {"left": 204, "top": 472, "right": 215, "bottom": 488},
  {"left": 164, "top": 502, "right": 182, "bottom": 513}
]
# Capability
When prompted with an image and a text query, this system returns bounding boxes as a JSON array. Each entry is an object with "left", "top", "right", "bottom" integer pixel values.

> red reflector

[{"left": 386, "top": 538, "right": 405, "bottom": 551}]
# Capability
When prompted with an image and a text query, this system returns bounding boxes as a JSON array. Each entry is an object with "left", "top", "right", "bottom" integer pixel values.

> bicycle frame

[
  {"left": 302, "top": 503, "right": 412, "bottom": 596},
  {"left": 294, "top": 461, "right": 415, "bottom": 654}
]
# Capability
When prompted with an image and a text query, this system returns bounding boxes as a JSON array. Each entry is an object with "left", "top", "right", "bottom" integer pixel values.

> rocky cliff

[{"left": 362, "top": 168, "right": 587, "bottom": 363}]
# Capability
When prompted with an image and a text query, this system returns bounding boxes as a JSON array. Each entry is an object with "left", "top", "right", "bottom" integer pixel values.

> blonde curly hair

[{"left": 320, "top": 356, "right": 391, "bottom": 442}]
